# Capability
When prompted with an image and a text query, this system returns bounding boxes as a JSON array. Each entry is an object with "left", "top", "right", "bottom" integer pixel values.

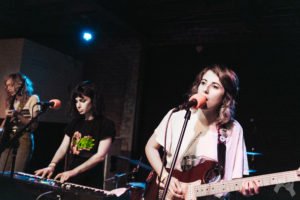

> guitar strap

[{"left": 217, "top": 128, "right": 227, "bottom": 179}]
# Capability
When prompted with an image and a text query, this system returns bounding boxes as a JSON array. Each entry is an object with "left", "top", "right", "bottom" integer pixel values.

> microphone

[
  {"left": 173, "top": 94, "right": 207, "bottom": 112},
  {"left": 37, "top": 99, "right": 61, "bottom": 110}
]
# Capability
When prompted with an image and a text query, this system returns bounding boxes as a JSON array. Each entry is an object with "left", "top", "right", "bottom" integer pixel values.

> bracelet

[{"left": 48, "top": 162, "right": 56, "bottom": 168}]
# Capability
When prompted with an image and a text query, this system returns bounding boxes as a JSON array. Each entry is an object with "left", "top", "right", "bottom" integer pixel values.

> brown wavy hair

[{"left": 189, "top": 64, "right": 239, "bottom": 128}]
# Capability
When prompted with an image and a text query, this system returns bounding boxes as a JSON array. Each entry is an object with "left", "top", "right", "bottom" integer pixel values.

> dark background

[
  {"left": 0, "top": 1, "right": 299, "bottom": 199},
  {"left": 134, "top": 43, "right": 300, "bottom": 200},
  {"left": 137, "top": 42, "right": 300, "bottom": 174}
]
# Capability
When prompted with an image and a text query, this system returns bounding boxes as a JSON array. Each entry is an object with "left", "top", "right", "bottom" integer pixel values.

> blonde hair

[{"left": 4, "top": 72, "right": 34, "bottom": 108}]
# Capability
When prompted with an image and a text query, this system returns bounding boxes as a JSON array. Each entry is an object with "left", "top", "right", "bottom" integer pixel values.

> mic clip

[{"left": 172, "top": 100, "right": 197, "bottom": 113}]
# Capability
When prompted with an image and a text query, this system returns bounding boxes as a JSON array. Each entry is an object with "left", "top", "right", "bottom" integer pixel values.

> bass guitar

[{"left": 144, "top": 160, "right": 300, "bottom": 200}]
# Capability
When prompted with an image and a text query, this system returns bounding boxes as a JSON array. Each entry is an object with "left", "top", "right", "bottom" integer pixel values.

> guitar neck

[{"left": 193, "top": 170, "right": 300, "bottom": 197}]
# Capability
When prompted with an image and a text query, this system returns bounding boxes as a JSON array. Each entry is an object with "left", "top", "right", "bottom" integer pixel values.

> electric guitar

[
  {"left": 0, "top": 80, "right": 25, "bottom": 144},
  {"left": 144, "top": 160, "right": 300, "bottom": 200}
]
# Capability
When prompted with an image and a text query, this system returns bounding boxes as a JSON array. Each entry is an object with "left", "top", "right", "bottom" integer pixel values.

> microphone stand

[
  {"left": 0, "top": 105, "right": 49, "bottom": 178},
  {"left": 161, "top": 108, "right": 191, "bottom": 200}
]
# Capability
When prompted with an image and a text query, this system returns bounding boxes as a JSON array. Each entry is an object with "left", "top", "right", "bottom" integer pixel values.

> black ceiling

[{"left": 0, "top": 0, "right": 299, "bottom": 54}]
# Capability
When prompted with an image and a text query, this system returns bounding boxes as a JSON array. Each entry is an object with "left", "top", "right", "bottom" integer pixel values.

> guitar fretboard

[{"left": 193, "top": 170, "right": 299, "bottom": 197}]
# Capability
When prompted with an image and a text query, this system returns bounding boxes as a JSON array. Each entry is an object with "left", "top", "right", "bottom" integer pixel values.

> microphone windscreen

[
  {"left": 189, "top": 94, "right": 207, "bottom": 109},
  {"left": 49, "top": 99, "right": 62, "bottom": 109}
]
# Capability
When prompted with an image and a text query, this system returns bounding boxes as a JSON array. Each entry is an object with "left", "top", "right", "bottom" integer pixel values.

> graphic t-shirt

[{"left": 65, "top": 116, "right": 116, "bottom": 188}]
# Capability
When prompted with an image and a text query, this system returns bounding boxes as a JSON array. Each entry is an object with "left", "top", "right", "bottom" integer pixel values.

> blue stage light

[{"left": 82, "top": 31, "right": 93, "bottom": 42}]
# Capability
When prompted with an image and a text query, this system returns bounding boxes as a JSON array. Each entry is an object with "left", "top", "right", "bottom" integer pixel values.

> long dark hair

[
  {"left": 189, "top": 64, "right": 239, "bottom": 128},
  {"left": 69, "top": 80, "right": 104, "bottom": 118},
  {"left": 4, "top": 72, "right": 34, "bottom": 107}
]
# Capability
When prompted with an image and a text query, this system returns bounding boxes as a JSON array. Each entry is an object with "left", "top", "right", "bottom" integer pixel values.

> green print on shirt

[{"left": 76, "top": 136, "right": 95, "bottom": 151}]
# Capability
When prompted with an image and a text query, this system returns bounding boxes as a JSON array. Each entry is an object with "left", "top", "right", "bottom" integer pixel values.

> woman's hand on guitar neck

[
  {"left": 156, "top": 175, "right": 185, "bottom": 199},
  {"left": 240, "top": 180, "right": 260, "bottom": 196}
]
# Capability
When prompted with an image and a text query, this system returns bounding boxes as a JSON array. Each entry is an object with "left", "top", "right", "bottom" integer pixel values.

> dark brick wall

[{"left": 80, "top": 38, "right": 142, "bottom": 152}]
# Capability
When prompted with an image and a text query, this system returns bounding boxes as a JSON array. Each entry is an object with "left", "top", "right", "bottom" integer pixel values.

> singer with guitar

[
  {"left": 0, "top": 73, "right": 40, "bottom": 172},
  {"left": 145, "top": 65, "right": 259, "bottom": 200}
]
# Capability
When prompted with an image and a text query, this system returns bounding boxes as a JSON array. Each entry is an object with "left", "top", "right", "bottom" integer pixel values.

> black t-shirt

[{"left": 65, "top": 116, "right": 116, "bottom": 188}]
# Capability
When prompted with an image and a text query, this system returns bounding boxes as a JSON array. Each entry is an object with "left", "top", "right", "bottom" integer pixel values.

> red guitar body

[{"left": 144, "top": 160, "right": 218, "bottom": 200}]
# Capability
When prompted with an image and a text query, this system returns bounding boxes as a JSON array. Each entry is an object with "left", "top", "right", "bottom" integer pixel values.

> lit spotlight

[{"left": 82, "top": 31, "right": 93, "bottom": 42}]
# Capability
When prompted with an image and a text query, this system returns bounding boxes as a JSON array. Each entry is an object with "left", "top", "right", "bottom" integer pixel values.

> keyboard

[{"left": 0, "top": 171, "right": 128, "bottom": 200}]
